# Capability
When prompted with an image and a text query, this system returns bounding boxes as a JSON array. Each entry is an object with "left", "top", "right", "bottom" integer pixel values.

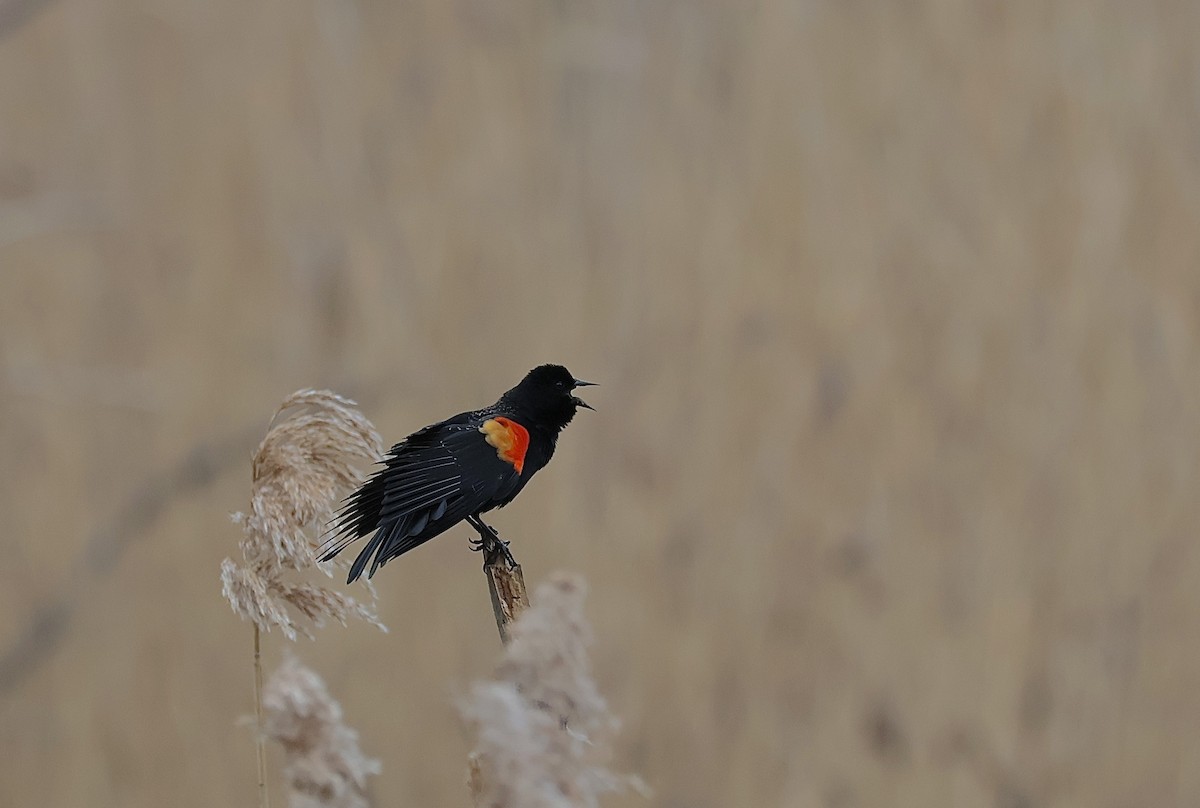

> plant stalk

[
  {"left": 481, "top": 542, "right": 529, "bottom": 645},
  {"left": 254, "top": 624, "right": 269, "bottom": 808},
  {"left": 470, "top": 540, "right": 532, "bottom": 805}
]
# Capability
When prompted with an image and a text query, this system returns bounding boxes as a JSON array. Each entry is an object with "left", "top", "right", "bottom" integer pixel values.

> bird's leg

[
  {"left": 466, "top": 515, "right": 488, "bottom": 551},
  {"left": 466, "top": 515, "right": 517, "bottom": 567}
]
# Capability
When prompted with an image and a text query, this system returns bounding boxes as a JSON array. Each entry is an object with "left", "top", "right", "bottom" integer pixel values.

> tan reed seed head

[
  {"left": 263, "top": 654, "right": 381, "bottom": 808},
  {"left": 464, "top": 573, "right": 643, "bottom": 808},
  {"left": 221, "top": 389, "right": 386, "bottom": 639}
]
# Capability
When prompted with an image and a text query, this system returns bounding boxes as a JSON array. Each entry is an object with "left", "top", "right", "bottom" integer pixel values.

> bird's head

[{"left": 504, "top": 364, "right": 597, "bottom": 430}]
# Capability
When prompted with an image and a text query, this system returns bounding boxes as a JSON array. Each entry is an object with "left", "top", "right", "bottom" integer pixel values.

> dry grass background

[{"left": 1, "top": 1, "right": 1199, "bottom": 806}]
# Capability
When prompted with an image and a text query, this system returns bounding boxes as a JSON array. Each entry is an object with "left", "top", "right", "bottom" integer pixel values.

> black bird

[{"left": 320, "top": 364, "right": 596, "bottom": 582}]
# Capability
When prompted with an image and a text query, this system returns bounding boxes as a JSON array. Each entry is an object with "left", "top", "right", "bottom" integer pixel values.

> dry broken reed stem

[
  {"left": 263, "top": 654, "right": 381, "bottom": 808},
  {"left": 466, "top": 534, "right": 533, "bottom": 797},
  {"left": 465, "top": 573, "right": 641, "bottom": 808},
  {"left": 220, "top": 389, "right": 387, "bottom": 808},
  {"left": 255, "top": 624, "right": 268, "bottom": 808},
  {"left": 482, "top": 546, "right": 531, "bottom": 645}
]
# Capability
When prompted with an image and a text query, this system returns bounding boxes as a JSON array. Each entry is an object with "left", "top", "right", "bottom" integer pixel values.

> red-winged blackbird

[{"left": 320, "top": 364, "right": 595, "bottom": 582}]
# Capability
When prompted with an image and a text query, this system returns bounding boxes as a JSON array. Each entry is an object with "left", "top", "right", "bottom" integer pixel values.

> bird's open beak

[{"left": 571, "top": 379, "right": 597, "bottom": 411}]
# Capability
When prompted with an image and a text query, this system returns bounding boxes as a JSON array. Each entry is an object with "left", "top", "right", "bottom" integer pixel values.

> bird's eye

[{"left": 556, "top": 380, "right": 566, "bottom": 388}]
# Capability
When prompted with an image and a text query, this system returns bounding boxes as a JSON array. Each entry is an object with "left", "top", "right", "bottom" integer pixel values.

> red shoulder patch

[{"left": 479, "top": 417, "right": 530, "bottom": 474}]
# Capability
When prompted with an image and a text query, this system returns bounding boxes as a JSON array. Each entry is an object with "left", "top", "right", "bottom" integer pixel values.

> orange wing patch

[{"left": 480, "top": 417, "right": 530, "bottom": 474}]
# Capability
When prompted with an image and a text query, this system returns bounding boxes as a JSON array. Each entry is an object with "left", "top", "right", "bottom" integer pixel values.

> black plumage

[{"left": 319, "top": 364, "right": 595, "bottom": 582}]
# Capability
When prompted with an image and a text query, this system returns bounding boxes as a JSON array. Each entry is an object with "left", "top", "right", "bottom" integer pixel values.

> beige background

[{"left": 2, "top": 1, "right": 1200, "bottom": 806}]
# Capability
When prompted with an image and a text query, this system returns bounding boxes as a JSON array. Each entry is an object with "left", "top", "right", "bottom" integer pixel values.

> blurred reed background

[{"left": 2, "top": 1, "right": 1200, "bottom": 806}]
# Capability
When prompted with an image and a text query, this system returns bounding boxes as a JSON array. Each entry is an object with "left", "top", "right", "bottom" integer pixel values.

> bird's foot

[
  {"left": 467, "top": 516, "right": 517, "bottom": 567},
  {"left": 477, "top": 533, "right": 516, "bottom": 567},
  {"left": 490, "top": 538, "right": 517, "bottom": 568}
]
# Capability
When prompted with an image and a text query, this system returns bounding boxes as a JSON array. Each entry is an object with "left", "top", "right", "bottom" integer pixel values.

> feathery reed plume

[
  {"left": 221, "top": 389, "right": 386, "bottom": 640},
  {"left": 221, "top": 389, "right": 387, "bottom": 808},
  {"left": 464, "top": 573, "right": 642, "bottom": 808},
  {"left": 263, "top": 654, "right": 381, "bottom": 808}
]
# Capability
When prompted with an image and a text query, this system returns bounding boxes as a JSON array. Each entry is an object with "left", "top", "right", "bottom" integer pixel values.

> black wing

[{"left": 320, "top": 415, "right": 521, "bottom": 582}]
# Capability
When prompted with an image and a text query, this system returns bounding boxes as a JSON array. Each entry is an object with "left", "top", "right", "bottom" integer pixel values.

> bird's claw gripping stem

[
  {"left": 467, "top": 516, "right": 517, "bottom": 568},
  {"left": 489, "top": 538, "right": 516, "bottom": 568}
]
